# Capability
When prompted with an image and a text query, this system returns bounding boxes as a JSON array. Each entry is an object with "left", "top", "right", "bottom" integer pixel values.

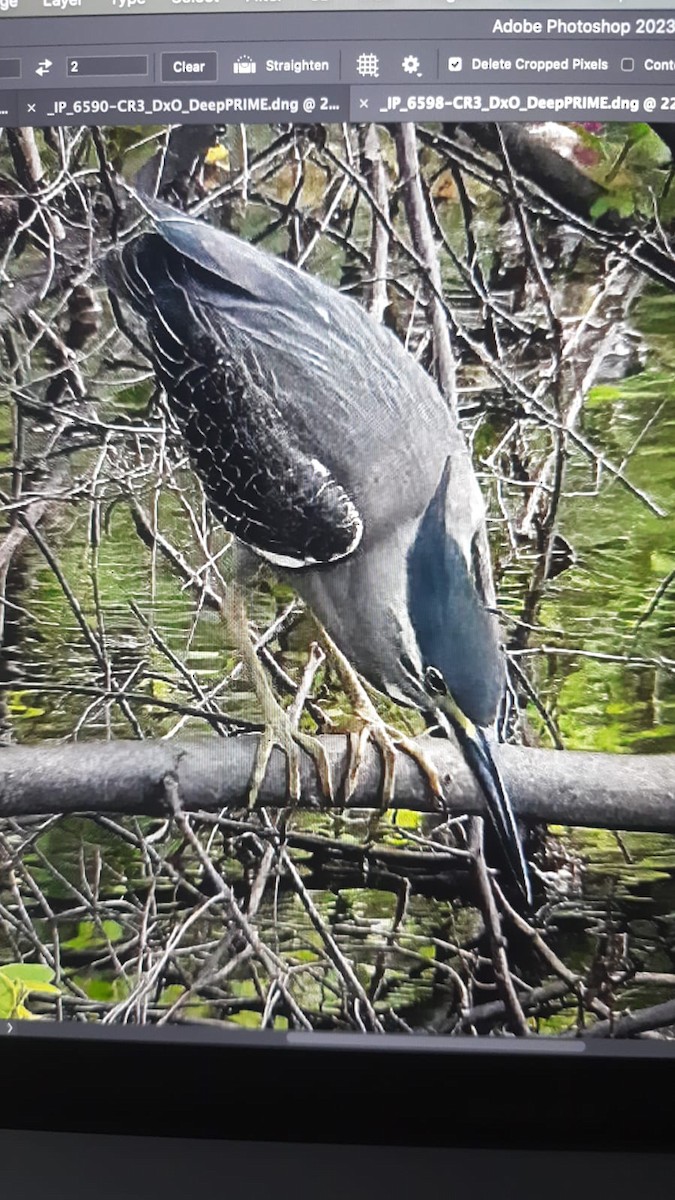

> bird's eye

[{"left": 424, "top": 667, "right": 447, "bottom": 696}]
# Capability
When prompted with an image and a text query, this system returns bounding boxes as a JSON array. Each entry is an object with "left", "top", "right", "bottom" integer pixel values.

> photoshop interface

[{"left": 1, "top": 2, "right": 675, "bottom": 1045}]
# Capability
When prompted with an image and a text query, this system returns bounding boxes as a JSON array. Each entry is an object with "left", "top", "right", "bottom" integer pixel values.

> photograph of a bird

[{"left": 105, "top": 197, "right": 531, "bottom": 904}]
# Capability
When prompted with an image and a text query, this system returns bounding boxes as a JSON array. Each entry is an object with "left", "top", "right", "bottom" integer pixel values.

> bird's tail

[{"left": 449, "top": 716, "right": 532, "bottom": 905}]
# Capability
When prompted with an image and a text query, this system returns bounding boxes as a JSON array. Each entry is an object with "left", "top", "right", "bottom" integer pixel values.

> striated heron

[{"left": 106, "top": 197, "right": 531, "bottom": 904}]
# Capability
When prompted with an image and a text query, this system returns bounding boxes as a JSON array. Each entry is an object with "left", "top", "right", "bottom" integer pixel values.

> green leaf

[
  {"left": 1, "top": 964, "right": 55, "bottom": 986},
  {"left": 390, "top": 809, "right": 421, "bottom": 830},
  {"left": 62, "top": 919, "right": 124, "bottom": 950},
  {"left": 0, "top": 972, "right": 18, "bottom": 1020},
  {"left": 6, "top": 693, "right": 46, "bottom": 719},
  {"left": 15, "top": 1005, "right": 38, "bottom": 1021},
  {"left": 626, "top": 122, "right": 652, "bottom": 144},
  {"left": 229, "top": 979, "right": 258, "bottom": 1000},
  {"left": 0, "top": 963, "right": 62, "bottom": 1016},
  {"left": 229, "top": 1010, "right": 262, "bottom": 1029},
  {"left": 590, "top": 190, "right": 636, "bottom": 221},
  {"left": 159, "top": 985, "right": 186, "bottom": 1005}
]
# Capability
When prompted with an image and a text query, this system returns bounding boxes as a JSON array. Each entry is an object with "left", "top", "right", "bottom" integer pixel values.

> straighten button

[{"left": 161, "top": 52, "right": 217, "bottom": 82}]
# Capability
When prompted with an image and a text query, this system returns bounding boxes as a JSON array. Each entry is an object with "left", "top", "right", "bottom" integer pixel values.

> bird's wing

[
  {"left": 142, "top": 197, "right": 336, "bottom": 368},
  {"left": 143, "top": 199, "right": 424, "bottom": 427},
  {"left": 128, "top": 202, "right": 453, "bottom": 544},
  {"left": 144, "top": 198, "right": 329, "bottom": 322},
  {"left": 113, "top": 235, "right": 363, "bottom": 569}
]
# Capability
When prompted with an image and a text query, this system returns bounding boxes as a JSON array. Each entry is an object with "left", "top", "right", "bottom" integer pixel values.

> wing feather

[{"left": 113, "top": 234, "right": 363, "bottom": 568}]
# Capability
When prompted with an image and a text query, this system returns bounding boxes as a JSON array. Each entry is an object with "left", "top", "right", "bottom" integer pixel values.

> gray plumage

[{"left": 107, "top": 197, "right": 529, "bottom": 901}]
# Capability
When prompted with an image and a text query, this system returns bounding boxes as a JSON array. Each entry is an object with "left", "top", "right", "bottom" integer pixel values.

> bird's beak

[
  {"left": 204, "top": 144, "right": 230, "bottom": 167},
  {"left": 429, "top": 688, "right": 532, "bottom": 906},
  {"left": 432, "top": 690, "right": 478, "bottom": 741}
]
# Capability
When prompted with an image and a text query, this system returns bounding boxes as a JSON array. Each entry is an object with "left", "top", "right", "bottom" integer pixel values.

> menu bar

[
  {"left": 3, "top": 0, "right": 675, "bottom": 14},
  {"left": 4, "top": 10, "right": 675, "bottom": 44}
]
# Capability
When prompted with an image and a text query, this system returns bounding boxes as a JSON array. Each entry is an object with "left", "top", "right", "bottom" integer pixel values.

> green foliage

[
  {"left": 107, "top": 125, "right": 166, "bottom": 176},
  {"left": 62, "top": 920, "right": 124, "bottom": 951},
  {"left": 386, "top": 809, "right": 422, "bottom": 832},
  {"left": 78, "top": 975, "right": 132, "bottom": 1003},
  {"left": 571, "top": 122, "right": 670, "bottom": 212},
  {"left": 114, "top": 379, "right": 155, "bottom": 413},
  {"left": 0, "top": 964, "right": 61, "bottom": 1020},
  {"left": 535, "top": 1009, "right": 578, "bottom": 1035},
  {"left": 585, "top": 384, "right": 623, "bottom": 408},
  {"left": 228, "top": 1010, "right": 263, "bottom": 1029},
  {"left": 6, "top": 693, "right": 46, "bottom": 720},
  {"left": 624, "top": 122, "right": 653, "bottom": 146},
  {"left": 590, "top": 189, "right": 637, "bottom": 221}
]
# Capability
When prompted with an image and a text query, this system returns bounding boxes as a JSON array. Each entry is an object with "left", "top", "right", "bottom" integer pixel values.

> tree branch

[{"left": 0, "top": 735, "right": 673, "bottom": 832}]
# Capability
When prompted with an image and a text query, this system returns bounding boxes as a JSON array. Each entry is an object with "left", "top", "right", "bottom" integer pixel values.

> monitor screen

[{"left": 0, "top": 1, "right": 674, "bottom": 1053}]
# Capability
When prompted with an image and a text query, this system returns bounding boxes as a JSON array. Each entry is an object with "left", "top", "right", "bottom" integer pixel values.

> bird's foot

[
  {"left": 222, "top": 582, "right": 332, "bottom": 810},
  {"left": 344, "top": 717, "right": 445, "bottom": 812},
  {"left": 248, "top": 703, "right": 333, "bottom": 810},
  {"left": 316, "top": 625, "right": 445, "bottom": 814}
]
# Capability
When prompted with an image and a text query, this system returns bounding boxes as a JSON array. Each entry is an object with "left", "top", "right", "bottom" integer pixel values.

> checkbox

[
  {"left": 447, "top": 56, "right": 463, "bottom": 72},
  {"left": 621, "top": 57, "right": 635, "bottom": 72}
]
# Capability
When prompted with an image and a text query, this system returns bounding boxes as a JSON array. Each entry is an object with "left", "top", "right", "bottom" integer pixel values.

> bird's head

[{"left": 421, "top": 664, "right": 479, "bottom": 739}]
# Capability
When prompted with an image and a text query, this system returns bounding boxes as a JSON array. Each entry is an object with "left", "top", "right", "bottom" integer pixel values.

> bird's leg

[
  {"left": 222, "top": 582, "right": 332, "bottom": 808},
  {"left": 317, "top": 627, "right": 444, "bottom": 810}
]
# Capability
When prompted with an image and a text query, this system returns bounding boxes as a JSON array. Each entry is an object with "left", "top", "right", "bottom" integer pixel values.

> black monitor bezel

[{"left": 1, "top": 1024, "right": 673, "bottom": 1150}]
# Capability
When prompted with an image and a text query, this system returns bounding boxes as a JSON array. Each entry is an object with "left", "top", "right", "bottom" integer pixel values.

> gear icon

[{"left": 402, "top": 54, "right": 421, "bottom": 75}]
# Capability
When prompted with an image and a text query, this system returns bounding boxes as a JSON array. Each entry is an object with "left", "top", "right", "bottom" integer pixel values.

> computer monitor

[{"left": 0, "top": 0, "right": 674, "bottom": 1148}]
